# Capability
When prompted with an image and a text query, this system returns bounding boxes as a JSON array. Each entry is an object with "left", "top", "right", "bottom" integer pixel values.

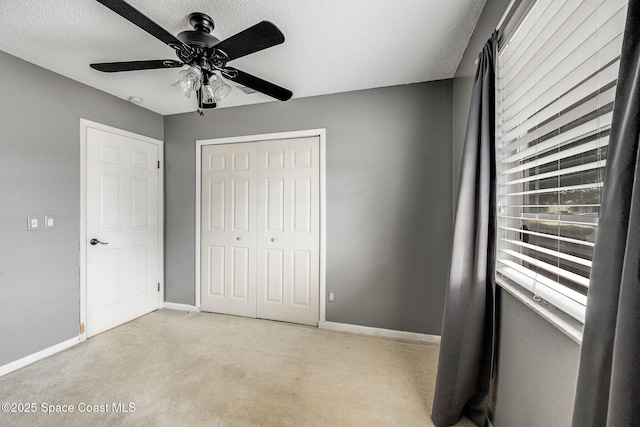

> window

[{"left": 496, "top": 0, "right": 628, "bottom": 322}]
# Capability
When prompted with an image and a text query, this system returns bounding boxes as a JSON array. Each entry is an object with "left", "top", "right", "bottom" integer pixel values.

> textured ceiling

[{"left": 0, "top": 0, "right": 486, "bottom": 115}]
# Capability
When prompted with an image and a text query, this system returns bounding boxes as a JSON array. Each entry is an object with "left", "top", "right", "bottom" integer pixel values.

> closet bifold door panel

[
  {"left": 200, "top": 143, "right": 258, "bottom": 317},
  {"left": 200, "top": 137, "right": 320, "bottom": 326},
  {"left": 256, "top": 137, "right": 320, "bottom": 326}
]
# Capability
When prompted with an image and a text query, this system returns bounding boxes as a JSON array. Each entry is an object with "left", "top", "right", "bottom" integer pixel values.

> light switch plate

[
  {"left": 27, "top": 216, "right": 40, "bottom": 231},
  {"left": 45, "top": 215, "right": 55, "bottom": 229}
]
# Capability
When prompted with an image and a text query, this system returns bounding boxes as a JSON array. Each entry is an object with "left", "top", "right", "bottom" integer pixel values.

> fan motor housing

[
  {"left": 177, "top": 30, "right": 220, "bottom": 49},
  {"left": 177, "top": 13, "right": 220, "bottom": 49}
]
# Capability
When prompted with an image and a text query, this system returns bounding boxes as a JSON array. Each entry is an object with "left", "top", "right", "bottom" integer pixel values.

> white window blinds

[{"left": 496, "top": 0, "right": 628, "bottom": 322}]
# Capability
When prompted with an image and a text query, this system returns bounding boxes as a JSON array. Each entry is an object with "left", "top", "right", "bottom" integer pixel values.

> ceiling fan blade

[
  {"left": 222, "top": 67, "right": 292, "bottom": 101},
  {"left": 213, "top": 21, "right": 285, "bottom": 61},
  {"left": 95, "top": 0, "right": 191, "bottom": 54},
  {"left": 90, "top": 60, "right": 183, "bottom": 73}
]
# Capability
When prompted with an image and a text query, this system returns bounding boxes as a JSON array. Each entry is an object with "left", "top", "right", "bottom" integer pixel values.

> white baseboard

[
  {"left": 159, "top": 306, "right": 438, "bottom": 344},
  {"left": 318, "top": 321, "right": 440, "bottom": 344},
  {"left": 0, "top": 337, "right": 80, "bottom": 377},
  {"left": 162, "top": 302, "right": 197, "bottom": 312}
]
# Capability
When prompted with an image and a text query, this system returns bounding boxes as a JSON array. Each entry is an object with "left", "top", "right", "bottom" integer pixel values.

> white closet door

[
  {"left": 200, "top": 143, "right": 257, "bottom": 317},
  {"left": 256, "top": 137, "right": 320, "bottom": 326}
]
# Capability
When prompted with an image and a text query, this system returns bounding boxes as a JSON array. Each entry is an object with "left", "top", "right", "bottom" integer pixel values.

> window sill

[{"left": 496, "top": 276, "right": 583, "bottom": 345}]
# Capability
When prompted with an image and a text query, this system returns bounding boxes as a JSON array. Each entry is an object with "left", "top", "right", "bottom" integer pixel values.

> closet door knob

[
  {"left": 236, "top": 237, "right": 241, "bottom": 241},
  {"left": 271, "top": 238, "right": 276, "bottom": 242}
]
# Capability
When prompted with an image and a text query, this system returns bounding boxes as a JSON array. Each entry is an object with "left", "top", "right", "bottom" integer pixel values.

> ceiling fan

[{"left": 90, "top": 0, "right": 293, "bottom": 113}]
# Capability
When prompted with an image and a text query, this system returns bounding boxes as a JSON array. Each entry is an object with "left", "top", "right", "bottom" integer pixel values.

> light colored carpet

[{"left": 0, "top": 309, "right": 474, "bottom": 426}]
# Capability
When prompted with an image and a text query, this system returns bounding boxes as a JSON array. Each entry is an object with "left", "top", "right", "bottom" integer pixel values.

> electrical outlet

[
  {"left": 328, "top": 291, "right": 335, "bottom": 302},
  {"left": 45, "top": 215, "right": 55, "bottom": 229}
]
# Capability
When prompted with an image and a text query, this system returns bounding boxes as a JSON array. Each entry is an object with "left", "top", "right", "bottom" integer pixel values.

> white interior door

[
  {"left": 200, "top": 143, "right": 257, "bottom": 317},
  {"left": 86, "top": 127, "right": 161, "bottom": 337},
  {"left": 199, "top": 137, "right": 320, "bottom": 326},
  {"left": 256, "top": 137, "right": 320, "bottom": 326}
]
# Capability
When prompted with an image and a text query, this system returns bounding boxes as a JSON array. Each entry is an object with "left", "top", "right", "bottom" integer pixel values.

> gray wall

[
  {"left": 492, "top": 292, "right": 580, "bottom": 426},
  {"left": 0, "top": 51, "right": 163, "bottom": 366},
  {"left": 452, "top": 1, "right": 581, "bottom": 425},
  {"left": 164, "top": 81, "right": 453, "bottom": 335}
]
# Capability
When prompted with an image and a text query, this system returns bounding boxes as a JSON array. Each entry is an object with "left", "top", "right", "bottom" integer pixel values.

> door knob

[
  {"left": 90, "top": 238, "right": 109, "bottom": 245},
  {"left": 271, "top": 238, "right": 276, "bottom": 242},
  {"left": 236, "top": 237, "right": 241, "bottom": 241}
]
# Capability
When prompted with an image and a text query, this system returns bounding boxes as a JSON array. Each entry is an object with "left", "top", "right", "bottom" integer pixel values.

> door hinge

[
  {"left": 158, "top": 282, "right": 160, "bottom": 292},
  {"left": 157, "top": 160, "right": 160, "bottom": 169},
  {"left": 80, "top": 323, "right": 85, "bottom": 335}
]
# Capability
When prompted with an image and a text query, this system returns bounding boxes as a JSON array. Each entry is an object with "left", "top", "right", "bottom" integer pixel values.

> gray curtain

[
  {"left": 431, "top": 31, "right": 498, "bottom": 427},
  {"left": 572, "top": 3, "right": 640, "bottom": 426}
]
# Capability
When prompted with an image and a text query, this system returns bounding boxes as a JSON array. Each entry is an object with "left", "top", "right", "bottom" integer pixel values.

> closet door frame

[{"left": 195, "top": 129, "right": 327, "bottom": 324}]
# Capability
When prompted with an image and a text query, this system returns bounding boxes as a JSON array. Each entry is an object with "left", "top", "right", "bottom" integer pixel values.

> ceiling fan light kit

[{"left": 90, "top": 0, "right": 293, "bottom": 115}]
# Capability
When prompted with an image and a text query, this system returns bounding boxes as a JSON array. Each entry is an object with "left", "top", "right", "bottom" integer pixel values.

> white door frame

[
  {"left": 79, "top": 119, "right": 165, "bottom": 341},
  {"left": 195, "top": 129, "right": 327, "bottom": 323}
]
